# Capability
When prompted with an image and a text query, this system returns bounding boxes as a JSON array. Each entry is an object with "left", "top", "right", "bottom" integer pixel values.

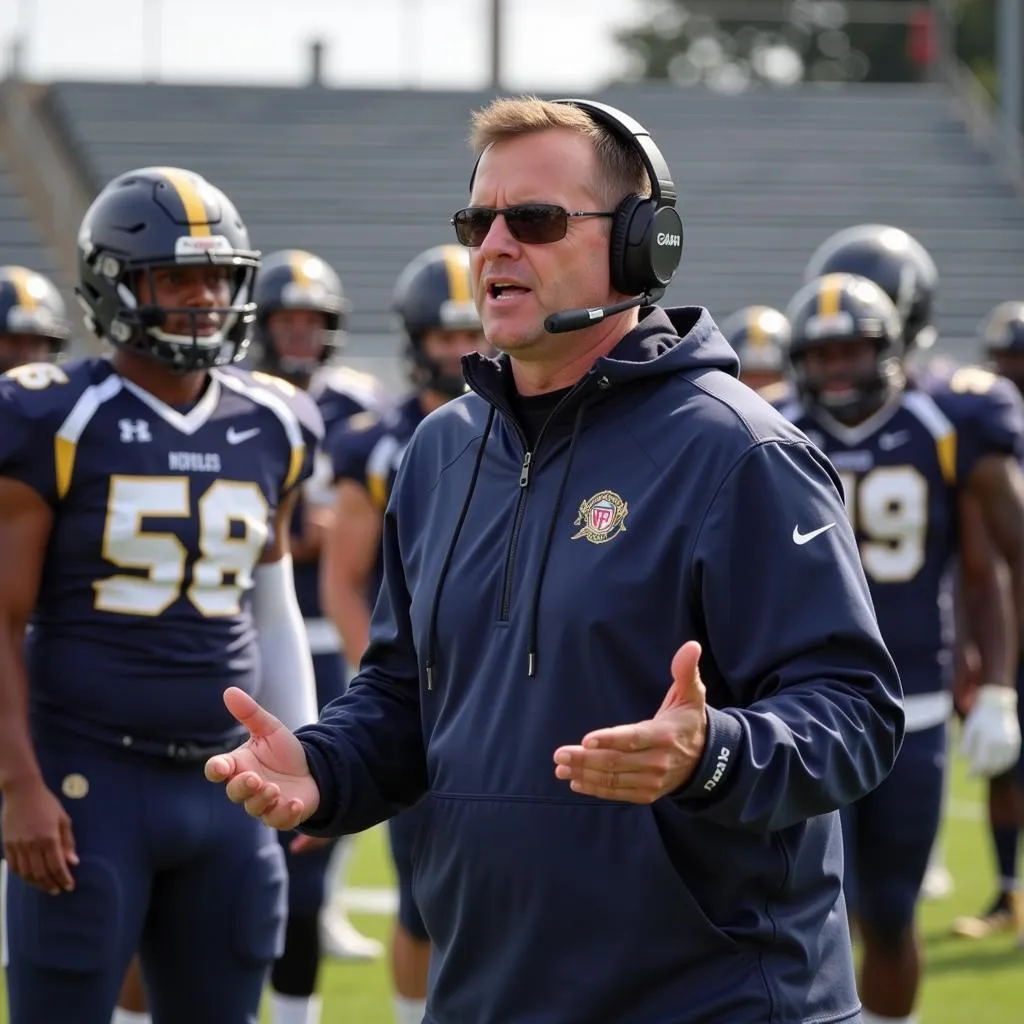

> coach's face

[{"left": 468, "top": 129, "right": 616, "bottom": 355}]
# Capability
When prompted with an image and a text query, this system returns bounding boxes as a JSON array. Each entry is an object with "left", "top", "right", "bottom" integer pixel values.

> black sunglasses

[{"left": 451, "top": 204, "right": 616, "bottom": 247}]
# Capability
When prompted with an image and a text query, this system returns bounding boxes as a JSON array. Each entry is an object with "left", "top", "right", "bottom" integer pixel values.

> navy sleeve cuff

[
  {"left": 671, "top": 707, "right": 745, "bottom": 804},
  {"left": 297, "top": 732, "right": 342, "bottom": 835}
]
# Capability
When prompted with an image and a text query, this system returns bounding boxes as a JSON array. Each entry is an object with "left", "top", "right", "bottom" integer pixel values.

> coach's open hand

[
  {"left": 204, "top": 687, "right": 321, "bottom": 829},
  {"left": 553, "top": 641, "right": 708, "bottom": 803}
]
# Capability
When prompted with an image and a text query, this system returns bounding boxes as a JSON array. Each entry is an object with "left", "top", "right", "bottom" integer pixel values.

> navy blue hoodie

[{"left": 298, "top": 306, "right": 904, "bottom": 1024}]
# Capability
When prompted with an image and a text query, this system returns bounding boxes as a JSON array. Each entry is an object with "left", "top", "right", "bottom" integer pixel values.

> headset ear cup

[
  {"left": 624, "top": 199, "right": 660, "bottom": 297},
  {"left": 609, "top": 194, "right": 644, "bottom": 296}
]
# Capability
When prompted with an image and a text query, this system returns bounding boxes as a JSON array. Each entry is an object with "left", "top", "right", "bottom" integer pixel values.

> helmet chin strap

[
  {"left": 804, "top": 360, "right": 903, "bottom": 427},
  {"left": 405, "top": 342, "right": 466, "bottom": 398}
]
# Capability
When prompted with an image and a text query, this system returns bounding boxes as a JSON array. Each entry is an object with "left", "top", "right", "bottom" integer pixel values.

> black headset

[{"left": 468, "top": 98, "right": 684, "bottom": 302}]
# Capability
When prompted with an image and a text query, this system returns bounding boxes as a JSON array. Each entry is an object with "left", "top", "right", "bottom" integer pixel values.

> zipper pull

[{"left": 519, "top": 450, "right": 533, "bottom": 488}]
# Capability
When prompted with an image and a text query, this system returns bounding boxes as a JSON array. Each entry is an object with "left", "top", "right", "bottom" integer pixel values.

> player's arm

[
  {"left": 296, "top": 448, "right": 427, "bottom": 837},
  {"left": 321, "top": 479, "right": 382, "bottom": 667},
  {"left": 951, "top": 563, "right": 984, "bottom": 717},
  {"left": 957, "top": 490, "right": 1015, "bottom": 691},
  {"left": 966, "top": 454, "right": 1024, "bottom": 638},
  {"left": 0, "top": 477, "right": 78, "bottom": 894},
  {"left": 674, "top": 439, "right": 905, "bottom": 832},
  {"left": 251, "top": 490, "right": 318, "bottom": 731},
  {"left": 956, "top": 483, "right": 1022, "bottom": 775},
  {"left": 288, "top": 505, "right": 332, "bottom": 564},
  {"left": 289, "top": 451, "right": 336, "bottom": 564}
]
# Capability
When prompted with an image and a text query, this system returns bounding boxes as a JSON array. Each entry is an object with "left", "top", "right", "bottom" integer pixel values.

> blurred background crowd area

[{"left": 0, "top": 0, "right": 1019, "bottom": 386}]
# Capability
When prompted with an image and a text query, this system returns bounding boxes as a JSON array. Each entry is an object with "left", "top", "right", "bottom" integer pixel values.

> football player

[
  {"left": 0, "top": 264, "right": 70, "bottom": 373},
  {"left": 0, "top": 166, "right": 322, "bottom": 1024},
  {"left": 780, "top": 273, "right": 1024, "bottom": 1024},
  {"left": 253, "top": 249, "right": 386, "bottom": 1021},
  {"left": 803, "top": 222, "right": 965, "bottom": 904},
  {"left": 115, "top": 247, "right": 386, "bottom": 1024},
  {"left": 320, "top": 244, "right": 488, "bottom": 1024},
  {"left": 718, "top": 304, "right": 790, "bottom": 400},
  {"left": 0, "top": 262, "right": 71, "bottom": 987},
  {"left": 948, "top": 300, "right": 1024, "bottom": 944}
]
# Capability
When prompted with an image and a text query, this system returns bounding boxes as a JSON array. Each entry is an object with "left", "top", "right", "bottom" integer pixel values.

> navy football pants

[
  {"left": 388, "top": 801, "right": 430, "bottom": 941},
  {"left": 3, "top": 723, "right": 287, "bottom": 1024},
  {"left": 841, "top": 721, "right": 947, "bottom": 932}
]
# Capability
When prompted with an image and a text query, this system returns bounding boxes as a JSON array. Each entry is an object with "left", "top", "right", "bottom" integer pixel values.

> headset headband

[
  {"left": 551, "top": 98, "right": 677, "bottom": 208},
  {"left": 467, "top": 97, "right": 677, "bottom": 209}
]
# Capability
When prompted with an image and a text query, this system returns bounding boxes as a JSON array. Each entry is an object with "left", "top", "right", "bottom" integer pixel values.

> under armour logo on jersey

[{"left": 119, "top": 418, "right": 152, "bottom": 443}]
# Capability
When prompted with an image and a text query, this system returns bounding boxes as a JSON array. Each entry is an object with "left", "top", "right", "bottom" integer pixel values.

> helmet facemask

[{"left": 793, "top": 338, "right": 902, "bottom": 426}]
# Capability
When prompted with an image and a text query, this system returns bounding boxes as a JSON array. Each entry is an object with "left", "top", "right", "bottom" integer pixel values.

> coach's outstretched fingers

[
  {"left": 552, "top": 641, "right": 708, "bottom": 804},
  {"left": 204, "top": 686, "right": 323, "bottom": 830}
]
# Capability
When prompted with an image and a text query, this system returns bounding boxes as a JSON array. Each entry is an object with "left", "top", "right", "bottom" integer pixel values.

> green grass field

[{"left": 2, "top": 753, "right": 1023, "bottom": 1022}]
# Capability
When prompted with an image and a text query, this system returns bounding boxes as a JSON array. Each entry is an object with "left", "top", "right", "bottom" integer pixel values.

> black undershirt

[{"left": 505, "top": 383, "right": 574, "bottom": 449}]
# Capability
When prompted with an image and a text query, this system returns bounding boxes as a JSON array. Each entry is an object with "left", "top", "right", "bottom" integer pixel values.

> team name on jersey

[
  {"left": 167, "top": 451, "right": 222, "bottom": 473},
  {"left": 827, "top": 449, "right": 874, "bottom": 473}
]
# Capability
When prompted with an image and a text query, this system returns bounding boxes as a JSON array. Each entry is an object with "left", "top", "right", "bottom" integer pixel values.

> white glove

[{"left": 961, "top": 685, "right": 1021, "bottom": 778}]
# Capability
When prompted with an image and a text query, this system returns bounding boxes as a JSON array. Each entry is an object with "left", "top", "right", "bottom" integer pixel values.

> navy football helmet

[
  {"left": 0, "top": 265, "right": 70, "bottom": 372},
  {"left": 786, "top": 272, "right": 904, "bottom": 424},
  {"left": 252, "top": 249, "right": 348, "bottom": 380},
  {"left": 392, "top": 244, "right": 482, "bottom": 397},
  {"left": 719, "top": 305, "right": 789, "bottom": 376},
  {"left": 75, "top": 166, "right": 259, "bottom": 372},
  {"left": 804, "top": 224, "right": 937, "bottom": 351},
  {"left": 981, "top": 301, "right": 1024, "bottom": 355},
  {"left": 980, "top": 300, "right": 1024, "bottom": 394}
]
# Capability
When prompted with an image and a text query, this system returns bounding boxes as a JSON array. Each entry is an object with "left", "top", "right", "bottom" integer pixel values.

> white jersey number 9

[{"left": 838, "top": 466, "right": 928, "bottom": 583}]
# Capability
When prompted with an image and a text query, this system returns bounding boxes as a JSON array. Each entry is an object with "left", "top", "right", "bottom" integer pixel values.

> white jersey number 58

[{"left": 93, "top": 476, "right": 269, "bottom": 617}]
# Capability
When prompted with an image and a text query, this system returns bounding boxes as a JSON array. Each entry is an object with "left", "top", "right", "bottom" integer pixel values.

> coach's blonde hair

[{"left": 469, "top": 96, "right": 650, "bottom": 208}]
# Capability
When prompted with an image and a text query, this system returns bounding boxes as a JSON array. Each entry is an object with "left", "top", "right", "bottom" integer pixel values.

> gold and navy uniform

[
  {"left": 0, "top": 357, "right": 324, "bottom": 746},
  {"left": 324, "top": 391, "right": 429, "bottom": 942},
  {"left": 783, "top": 367, "right": 1024, "bottom": 937},
  {"left": 329, "top": 394, "right": 425, "bottom": 595},
  {"left": 292, "top": 363, "right": 389, "bottom": 624},
  {"left": 784, "top": 368, "right": 1024, "bottom": 708}
]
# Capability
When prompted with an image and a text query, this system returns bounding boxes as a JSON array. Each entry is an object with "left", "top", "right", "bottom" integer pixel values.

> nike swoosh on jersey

[
  {"left": 878, "top": 430, "right": 910, "bottom": 450},
  {"left": 226, "top": 426, "right": 261, "bottom": 444},
  {"left": 792, "top": 522, "right": 837, "bottom": 545}
]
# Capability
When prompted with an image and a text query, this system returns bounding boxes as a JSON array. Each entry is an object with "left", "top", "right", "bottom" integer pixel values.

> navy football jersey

[
  {"left": 328, "top": 394, "right": 425, "bottom": 597},
  {"left": 782, "top": 368, "right": 1024, "bottom": 698},
  {"left": 309, "top": 364, "right": 388, "bottom": 439},
  {"left": 0, "top": 358, "right": 323, "bottom": 744},
  {"left": 290, "top": 363, "right": 389, "bottom": 621}
]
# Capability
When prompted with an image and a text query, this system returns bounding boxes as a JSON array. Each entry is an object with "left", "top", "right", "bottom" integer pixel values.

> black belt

[
  {"left": 116, "top": 733, "right": 245, "bottom": 763},
  {"left": 32, "top": 708, "right": 246, "bottom": 764}
]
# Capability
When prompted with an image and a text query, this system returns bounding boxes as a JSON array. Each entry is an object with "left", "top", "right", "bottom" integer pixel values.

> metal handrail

[{"left": 939, "top": 57, "right": 1024, "bottom": 195}]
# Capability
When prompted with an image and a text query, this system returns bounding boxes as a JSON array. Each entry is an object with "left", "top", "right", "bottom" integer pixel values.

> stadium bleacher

[
  {"left": 39, "top": 79, "right": 1024, "bottom": 363},
  {"left": 0, "top": 143, "right": 61, "bottom": 287}
]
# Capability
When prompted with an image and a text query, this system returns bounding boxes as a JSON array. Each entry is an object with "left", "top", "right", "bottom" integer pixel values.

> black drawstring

[
  {"left": 525, "top": 402, "right": 588, "bottom": 678},
  {"left": 424, "top": 405, "right": 496, "bottom": 691}
]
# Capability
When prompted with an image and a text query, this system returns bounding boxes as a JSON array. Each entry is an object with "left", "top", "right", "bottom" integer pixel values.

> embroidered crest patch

[{"left": 571, "top": 490, "right": 629, "bottom": 544}]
